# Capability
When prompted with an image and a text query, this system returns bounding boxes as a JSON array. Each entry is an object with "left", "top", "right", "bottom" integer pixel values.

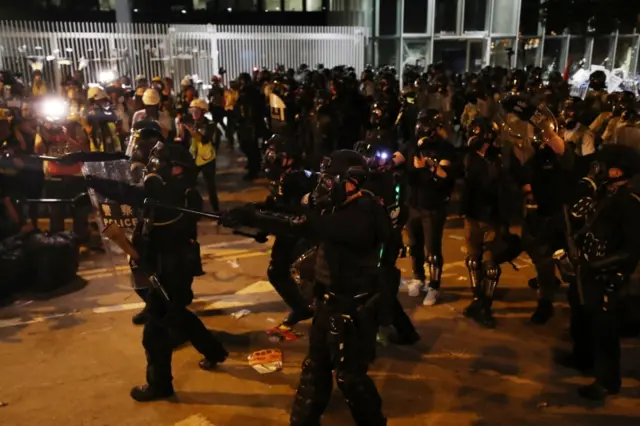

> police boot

[
  {"left": 577, "top": 381, "right": 620, "bottom": 401},
  {"left": 463, "top": 256, "right": 483, "bottom": 318},
  {"left": 471, "top": 261, "right": 500, "bottom": 329},
  {"left": 130, "top": 384, "right": 175, "bottom": 402},
  {"left": 423, "top": 254, "right": 443, "bottom": 306},
  {"left": 132, "top": 310, "right": 150, "bottom": 326},
  {"left": 530, "top": 298, "right": 554, "bottom": 325}
]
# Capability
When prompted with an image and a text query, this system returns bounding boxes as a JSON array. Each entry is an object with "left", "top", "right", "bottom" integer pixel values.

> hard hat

[
  {"left": 189, "top": 98, "right": 208, "bottom": 110},
  {"left": 142, "top": 88, "right": 160, "bottom": 106},
  {"left": 151, "top": 76, "right": 162, "bottom": 83},
  {"left": 87, "top": 86, "right": 109, "bottom": 101}
]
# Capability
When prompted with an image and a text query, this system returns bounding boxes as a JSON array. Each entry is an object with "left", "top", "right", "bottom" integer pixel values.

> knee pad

[
  {"left": 483, "top": 261, "right": 501, "bottom": 281},
  {"left": 465, "top": 255, "right": 482, "bottom": 272},
  {"left": 426, "top": 254, "right": 443, "bottom": 267}
]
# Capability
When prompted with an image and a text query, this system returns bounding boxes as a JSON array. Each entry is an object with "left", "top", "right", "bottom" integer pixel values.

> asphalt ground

[{"left": 1, "top": 150, "right": 640, "bottom": 426}]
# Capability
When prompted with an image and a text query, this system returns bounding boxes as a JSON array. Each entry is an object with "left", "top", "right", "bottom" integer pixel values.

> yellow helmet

[
  {"left": 142, "top": 88, "right": 160, "bottom": 106},
  {"left": 189, "top": 98, "right": 208, "bottom": 111},
  {"left": 87, "top": 86, "right": 109, "bottom": 101},
  {"left": 152, "top": 76, "right": 162, "bottom": 83}
]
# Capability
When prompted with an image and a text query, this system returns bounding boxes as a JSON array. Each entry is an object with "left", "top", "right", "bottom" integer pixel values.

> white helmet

[
  {"left": 142, "top": 88, "right": 160, "bottom": 106},
  {"left": 87, "top": 86, "right": 108, "bottom": 101}
]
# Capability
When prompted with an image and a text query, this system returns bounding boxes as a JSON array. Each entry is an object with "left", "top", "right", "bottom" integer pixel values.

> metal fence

[{"left": 0, "top": 21, "right": 368, "bottom": 89}]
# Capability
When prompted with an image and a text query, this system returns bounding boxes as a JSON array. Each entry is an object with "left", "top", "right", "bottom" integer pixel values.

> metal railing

[{"left": 0, "top": 21, "right": 368, "bottom": 89}]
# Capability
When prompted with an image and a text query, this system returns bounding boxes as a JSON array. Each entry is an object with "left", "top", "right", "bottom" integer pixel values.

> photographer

[{"left": 397, "top": 109, "right": 457, "bottom": 307}]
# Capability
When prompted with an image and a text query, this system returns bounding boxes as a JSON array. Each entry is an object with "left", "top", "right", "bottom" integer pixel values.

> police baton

[{"left": 142, "top": 198, "right": 269, "bottom": 243}]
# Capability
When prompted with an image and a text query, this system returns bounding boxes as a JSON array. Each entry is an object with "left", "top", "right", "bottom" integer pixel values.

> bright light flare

[
  {"left": 377, "top": 151, "right": 389, "bottom": 160},
  {"left": 99, "top": 70, "right": 116, "bottom": 84},
  {"left": 41, "top": 98, "right": 69, "bottom": 122}
]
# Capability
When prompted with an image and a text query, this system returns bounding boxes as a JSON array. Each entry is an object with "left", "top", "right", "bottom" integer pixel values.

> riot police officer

[
  {"left": 462, "top": 117, "right": 524, "bottom": 327},
  {"left": 557, "top": 144, "right": 640, "bottom": 401},
  {"left": 356, "top": 141, "right": 419, "bottom": 344},
  {"left": 290, "top": 149, "right": 390, "bottom": 426},
  {"left": 258, "top": 135, "right": 316, "bottom": 326},
  {"left": 236, "top": 73, "right": 265, "bottom": 181},
  {"left": 402, "top": 109, "right": 457, "bottom": 306},
  {"left": 86, "top": 142, "right": 229, "bottom": 402}
]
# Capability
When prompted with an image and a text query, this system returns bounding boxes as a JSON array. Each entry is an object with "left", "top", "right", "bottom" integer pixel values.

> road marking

[
  {"left": 175, "top": 414, "right": 216, "bottom": 426},
  {"left": 0, "top": 260, "right": 469, "bottom": 330}
]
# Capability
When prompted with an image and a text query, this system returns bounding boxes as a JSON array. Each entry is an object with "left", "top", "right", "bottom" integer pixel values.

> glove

[{"left": 219, "top": 204, "right": 257, "bottom": 229}]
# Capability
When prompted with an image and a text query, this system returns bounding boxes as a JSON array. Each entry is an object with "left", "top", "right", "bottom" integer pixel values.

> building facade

[{"left": 368, "top": 0, "right": 640, "bottom": 81}]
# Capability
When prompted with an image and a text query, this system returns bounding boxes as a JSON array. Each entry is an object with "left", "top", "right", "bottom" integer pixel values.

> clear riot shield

[{"left": 81, "top": 159, "right": 146, "bottom": 289}]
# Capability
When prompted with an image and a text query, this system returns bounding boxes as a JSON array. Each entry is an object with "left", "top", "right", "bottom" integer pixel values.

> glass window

[
  {"left": 542, "top": 38, "right": 563, "bottom": 72},
  {"left": 402, "top": 39, "right": 428, "bottom": 69},
  {"left": 234, "top": 0, "right": 257, "bottom": 11},
  {"left": 403, "top": 0, "right": 428, "bottom": 34},
  {"left": 329, "top": 0, "right": 345, "bottom": 11},
  {"left": 435, "top": 0, "right": 457, "bottom": 34},
  {"left": 490, "top": 38, "right": 514, "bottom": 68},
  {"left": 433, "top": 40, "right": 467, "bottom": 73},
  {"left": 517, "top": 37, "right": 541, "bottom": 68},
  {"left": 377, "top": 39, "right": 399, "bottom": 67},
  {"left": 464, "top": 0, "right": 487, "bottom": 32},
  {"left": 284, "top": 0, "right": 303, "bottom": 11},
  {"left": 492, "top": 0, "right": 517, "bottom": 35},
  {"left": 614, "top": 37, "right": 636, "bottom": 75},
  {"left": 306, "top": 0, "right": 322, "bottom": 11},
  {"left": 592, "top": 36, "right": 612, "bottom": 69},
  {"left": 567, "top": 37, "right": 587, "bottom": 69},
  {"left": 379, "top": 0, "right": 397, "bottom": 36},
  {"left": 519, "top": 0, "right": 540, "bottom": 36},
  {"left": 99, "top": 0, "right": 116, "bottom": 10},
  {"left": 469, "top": 41, "right": 484, "bottom": 72},
  {"left": 264, "top": 0, "right": 281, "bottom": 11}
]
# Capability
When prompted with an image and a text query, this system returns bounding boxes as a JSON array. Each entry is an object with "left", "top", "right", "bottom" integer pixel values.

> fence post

[
  {"left": 211, "top": 24, "right": 219, "bottom": 78},
  {"left": 50, "top": 34, "right": 61, "bottom": 90}
]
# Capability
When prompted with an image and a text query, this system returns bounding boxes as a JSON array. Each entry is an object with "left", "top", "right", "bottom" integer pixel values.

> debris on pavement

[
  {"left": 266, "top": 324, "right": 304, "bottom": 342},
  {"left": 248, "top": 349, "right": 283, "bottom": 374},
  {"left": 0, "top": 401, "right": 8, "bottom": 407},
  {"left": 227, "top": 259, "right": 240, "bottom": 269},
  {"left": 266, "top": 317, "right": 278, "bottom": 323},
  {"left": 231, "top": 309, "right": 251, "bottom": 319},
  {"left": 174, "top": 413, "right": 216, "bottom": 426},
  {"left": 457, "top": 276, "right": 466, "bottom": 281},
  {"left": 536, "top": 402, "right": 549, "bottom": 409},
  {"left": 448, "top": 234, "right": 464, "bottom": 241}
]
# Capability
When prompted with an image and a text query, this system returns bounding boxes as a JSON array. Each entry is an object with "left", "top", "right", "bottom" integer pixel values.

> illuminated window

[
  {"left": 265, "top": 0, "right": 281, "bottom": 11},
  {"left": 284, "top": 0, "right": 303, "bottom": 11},
  {"left": 435, "top": 0, "right": 457, "bottom": 34},
  {"left": 193, "top": 0, "right": 207, "bottom": 10},
  {"left": 99, "top": 0, "right": 116, "bottom": 11},
  {"left": 306, "top": 0, "right": 322, "bottom": 11}
]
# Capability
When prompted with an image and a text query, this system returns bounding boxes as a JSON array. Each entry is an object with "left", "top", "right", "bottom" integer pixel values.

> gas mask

[
  {"left": 312, "top": 152, "right": 368, "bottom": 210},
  {"left": 262, "top": 146, "right": 289, "bottom": 181}
]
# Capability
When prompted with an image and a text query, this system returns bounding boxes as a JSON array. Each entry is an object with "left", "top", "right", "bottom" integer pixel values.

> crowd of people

[{"left": 1, "top": 60, "right": 640, "bottom": 425}]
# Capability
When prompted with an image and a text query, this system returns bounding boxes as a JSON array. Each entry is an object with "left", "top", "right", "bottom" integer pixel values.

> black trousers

[
  {"left": 224, "top": 111, "right": 236, "bottom": 148},
  {"left": 380, "top": 227, "right": 417, "bottom": 339},
  {"left": 290, "top": 299, "right": 386, "bottom": 426},
  {"left": 141, "top": 255, "right": 228, "bottom": 390},
  {"left": 522, "top": 212, "right": 564, "bottom": 300},
  {"left": 268, "top": 235, "right": 311, "bottom": 314},
  {"left": 568, "top": 279, "right": 622, "bottom": 391},
  {"left": 237, "top": 123, "right": 261, "bottom": 175},
  {"left": 197, "top": 160, "right": 220, "bottom": 212},
  {"left": 406, "top": 206, "right": 447, "bottom": 287}
]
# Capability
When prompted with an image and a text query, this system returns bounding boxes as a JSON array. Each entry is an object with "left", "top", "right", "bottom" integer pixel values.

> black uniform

[
  {"left": 86, "top": 143, "right": 228, "bottom": 401},
  {"left": 462, "top": 118, "right": 524, "bottom": 327},
  {"left": 405, "top": 124, "right": 457, "bottom": 292},
  {"left": 563, "top": 161, "right": 640, "bottom": 400},
  {"left": 363, "top": 165, "right": 418, "bottom": 343},
  {"left": 291, "top": 150, "right": 389, "bottom": 426},
  {"left": 521, "top": 143, "right": 574, "bottom": 323},
  {"left": 263, "top": 168, "right": 317, "bottom": 325},
  {"left": 235, "top": 75, "right": 265, "bottom": 180}
]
